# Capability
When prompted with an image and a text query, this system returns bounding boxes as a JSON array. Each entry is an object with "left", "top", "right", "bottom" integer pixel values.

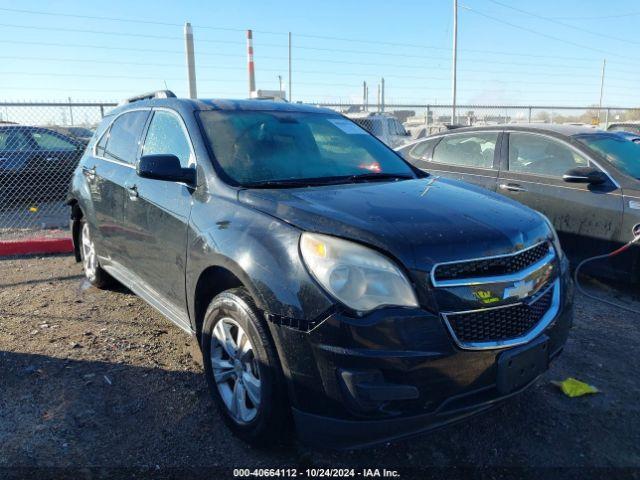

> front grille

[
  {"left": 445, "top": 287, "right": 554, "bottom": 344},
  {"left": 433, "top": 242, "right": 551, "bottom": 283}
]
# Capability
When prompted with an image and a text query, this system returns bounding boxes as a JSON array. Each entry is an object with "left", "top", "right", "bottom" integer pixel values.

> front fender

[{"left": 186, "top": 196, "right": 334, "bottom": 326}]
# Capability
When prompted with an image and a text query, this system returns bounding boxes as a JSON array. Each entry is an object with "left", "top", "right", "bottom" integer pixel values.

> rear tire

[
  {"left": 201, "top": 287, "right": 289, "bottom": 445},
  {"left": 79, "top": 219, "right": 112, "bottom": 289}
]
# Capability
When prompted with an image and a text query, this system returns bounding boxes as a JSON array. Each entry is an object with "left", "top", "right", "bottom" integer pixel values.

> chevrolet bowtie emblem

[{"left": 503, "top": 279, "right": 536, "bottom": 300}]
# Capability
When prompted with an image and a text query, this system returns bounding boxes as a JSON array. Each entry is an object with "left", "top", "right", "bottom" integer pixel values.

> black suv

[{"left": 67, "top": 91, "right": 573, "bottom": 449}]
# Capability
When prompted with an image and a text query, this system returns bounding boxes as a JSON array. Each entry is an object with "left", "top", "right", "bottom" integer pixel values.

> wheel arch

[{"left": 190, "top": 262, "right": 265, "bottom": 341}]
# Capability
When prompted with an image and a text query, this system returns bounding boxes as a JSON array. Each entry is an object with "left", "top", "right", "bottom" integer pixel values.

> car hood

[{"left": 238, "top": 177, "right": 550, "bottom": 270}]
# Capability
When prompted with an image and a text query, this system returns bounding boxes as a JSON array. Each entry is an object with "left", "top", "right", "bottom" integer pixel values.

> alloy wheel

[{"left": 210, "top": 317, "right": 261, "bottom": 424}]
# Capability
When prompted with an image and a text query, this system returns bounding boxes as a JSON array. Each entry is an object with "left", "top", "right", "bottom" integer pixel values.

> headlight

[
  {"left": 539, "top": 213, "right": 563, "bottom": 257},
  {"left": 300, "top": 232, "right": 418, "bottom": 312}
]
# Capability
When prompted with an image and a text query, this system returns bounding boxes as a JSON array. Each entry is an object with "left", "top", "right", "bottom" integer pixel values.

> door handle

[
  {"left": 499, "top": 183, "right": 526, "bottom": 192},
  {"left": 125, "top": 183, "right": 139, "bottom": 199}
]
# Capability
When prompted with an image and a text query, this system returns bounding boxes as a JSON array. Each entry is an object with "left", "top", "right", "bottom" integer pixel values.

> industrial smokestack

[{"left": 247, "top": 29, "right": 256, "bottom": 96}]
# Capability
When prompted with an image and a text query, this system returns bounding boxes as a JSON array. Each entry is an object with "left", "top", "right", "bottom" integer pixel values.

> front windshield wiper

[
  {"left": 243, "top": 172, "right": 415, "bottom": 189},
  {"left": 242, "top": 177, "right": 342, "bottom": 189},
  {"left": 347, "top": 172, "right": 415, "bottom": 183}
]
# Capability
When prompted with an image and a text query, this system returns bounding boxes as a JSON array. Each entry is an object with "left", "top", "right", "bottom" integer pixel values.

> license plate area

[{"left": 496, "top": 335, "right": 549, "bottom": 395}]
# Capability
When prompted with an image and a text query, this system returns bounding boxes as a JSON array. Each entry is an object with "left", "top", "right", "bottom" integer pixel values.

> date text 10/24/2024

[{"left": 233, "top": 468, "right": 401, "bottom": 478}]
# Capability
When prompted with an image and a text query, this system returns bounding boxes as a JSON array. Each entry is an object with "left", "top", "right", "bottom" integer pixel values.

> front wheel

[{"left": 201, "top": 288, "right": 289, "bottom": 445}]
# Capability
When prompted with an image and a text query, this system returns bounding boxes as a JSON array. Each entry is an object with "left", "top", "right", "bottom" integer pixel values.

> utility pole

[
  {"left": 366, "top": 85, "right": 370, "bottom": 112},
  {"left": 597, "top": 59, "right": 606, "bottom": 123},
  {"left": 247, "top": 30, "right": 256, "bottom": 96},
  {"left": 363, "top": 81, "right": 367, "bottom": 111},
  {"left": 184, "top": 22, "right": 197, "bottom": 99},
  {"left": 68, "top": 96, "right": 74, "bottom": 126},
  {"left": 377, "top": 83, "right": 381, "bottom": 113},
  {"left": 451, "top": 0, "right": 458, "bottom": 124},
  {"left": 278, "top": 75, "right": 283, "bottom": 93},
  {"left": 288, "top": 32, "right": 292, "bottom": 102},
  {"left": 381, "top": 77, "right": 385, "bottom": 113}
]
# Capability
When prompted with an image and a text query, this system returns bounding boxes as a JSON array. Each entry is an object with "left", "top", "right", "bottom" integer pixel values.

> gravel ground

[{"left": 1, "top": 255, "right": 639, "bottom": 479}]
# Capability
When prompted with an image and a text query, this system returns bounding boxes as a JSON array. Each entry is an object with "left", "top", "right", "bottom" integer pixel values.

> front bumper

[
  {"left": 292, "top": 352, "right": 557, "bottom": 450},
  {"left": 266, "top": 272, "right": 573, "bottom": 449}
]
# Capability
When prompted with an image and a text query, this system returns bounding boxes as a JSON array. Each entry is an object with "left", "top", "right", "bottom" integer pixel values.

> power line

[
  {"left": 551, "top": 13, "right": 640, "bottom": 20},
  {"left": 3, "top": 72, "right": 631, "bottom": 95},
  {"left": 0, "top": 21, "right": 615, "bottom": 69},
  {"left": 4, "top": 46, "right": 640, "bottom": 83},
  {"left": 459, "top": 4, "right": 627, "bottom": 59},
  {"left": 7, "top": 54, "right": 640, "bottom": 83},
  {"left": 8, "top": 68, "right": 638, "bottom": 90},
  {"left": 0, "top": 5, "right": 637, "bottom": 103},
  {"left": 0, "top": 85, "right": 246, "bottom": 95},
  {"left": 0, "top": 39, "right": 242, "bottom": 57},
  {"left": 486, "top": 0, "right": 640, "bottom": 46},
  {"left": 0, "top": 5, "right": 633, "bottom": 65},
  {"left": 0, "top": 6, "right": 241, "bottom": 31},
  {"left": 0, "top": 22, "right": 249, "bottom": 46},
  {"left": 4, "top": 37, "right": 640, "bottom": 82}
]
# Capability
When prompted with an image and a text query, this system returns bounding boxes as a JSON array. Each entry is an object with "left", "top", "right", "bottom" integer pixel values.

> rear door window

[
  {"left": 103, "top": 110, "right": 149, "bottom": 164},
  {"left": 30, "top": 131, "right": 77, "bottom": 151},
  {"left": 508, "top": 133, "right": 589, "bottom": 177},
  {"left": 431, "top": 133, "right": 498, "bottom": 169},
  {"left": 408, "top": 138, "right": 440, "bottom": 161}
]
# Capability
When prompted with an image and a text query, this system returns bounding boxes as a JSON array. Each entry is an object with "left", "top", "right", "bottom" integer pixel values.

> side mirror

[
  {"left": 562, "top": 166, "right": 607, "bottom": 185},
  {"left": 137, "top": 154, "right": 195, "bottom": 185}
]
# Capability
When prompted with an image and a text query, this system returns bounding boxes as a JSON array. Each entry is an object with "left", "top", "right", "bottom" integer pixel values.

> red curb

[{"left": 0, "top": 237, "right": 74, "bottom": 256}]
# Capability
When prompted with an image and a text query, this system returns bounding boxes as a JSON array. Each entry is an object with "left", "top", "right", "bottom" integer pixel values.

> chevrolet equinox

[{"left": 67, "top": 91, "right": 573, "bottom": 449}]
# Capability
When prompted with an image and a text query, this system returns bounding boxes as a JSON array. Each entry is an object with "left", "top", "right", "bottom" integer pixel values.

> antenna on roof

[{"left": 119, "top": 90, "right": 176, "bottom": 105}]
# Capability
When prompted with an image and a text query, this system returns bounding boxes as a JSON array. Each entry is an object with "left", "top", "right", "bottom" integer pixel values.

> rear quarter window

[
  {"left": 91, "top": 117, "right": 112, "bottom": 155},
  {"left": 102, "top": 110, "right": 149, "bottom": 164},
  {"left": 408, "top": 138, "right": 440, "bottom": 162}
]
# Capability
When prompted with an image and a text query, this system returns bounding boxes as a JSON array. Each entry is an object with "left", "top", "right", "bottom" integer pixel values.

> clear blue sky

[{"left": 1, "top": 0, "right": 639, "bottom": 106}]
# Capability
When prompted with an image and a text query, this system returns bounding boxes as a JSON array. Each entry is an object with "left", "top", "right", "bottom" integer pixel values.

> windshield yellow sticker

[{"left": 473, "top": 290, "right": 500, "bottom": 304}]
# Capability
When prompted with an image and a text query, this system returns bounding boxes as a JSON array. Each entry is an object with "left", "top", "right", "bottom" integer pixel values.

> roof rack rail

[{"left": 119, "top": 90, "right": 176, "bottom": 105}]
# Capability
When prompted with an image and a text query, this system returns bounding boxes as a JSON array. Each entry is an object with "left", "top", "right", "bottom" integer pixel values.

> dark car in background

[
  {"left": 612, "top": 130, "right": 640, "bottom": 144},
  {"left": 607, "top": 122, "right": 640, "bottom": 136},
  {"left": 66, "top": 92, "right": 572, "bottom": 449},
  {"left": 49, "top": 126, "right": 95, "bottom": 145},
  {"left": 0, "top": 125, "right": 85, "bottom": 204},
  {"left": 396, "top": 125, "right": 640, "bottom": 281}
]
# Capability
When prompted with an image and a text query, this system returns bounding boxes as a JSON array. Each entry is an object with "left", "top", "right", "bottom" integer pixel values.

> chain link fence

[
  {"left": 0, "top": 102, "right": 116, "bottom": 242},
  {"left": 1, "top": 101, "right": 639, "bottom": 242},
  {"left": 320, "top": 103, "right": 640, "bottom": 141}
]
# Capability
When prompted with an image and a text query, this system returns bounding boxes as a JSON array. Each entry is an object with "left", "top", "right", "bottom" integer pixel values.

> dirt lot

[{"left": 1, "top": 255, "right": 639, "bottom": 479}]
